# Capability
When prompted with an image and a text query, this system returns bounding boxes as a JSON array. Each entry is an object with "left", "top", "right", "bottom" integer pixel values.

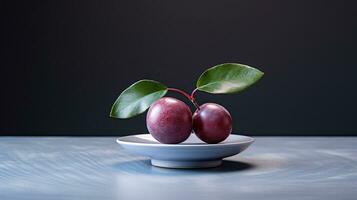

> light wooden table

[{"left": 0, "top": 137, "right": 356, "bottom": 200}]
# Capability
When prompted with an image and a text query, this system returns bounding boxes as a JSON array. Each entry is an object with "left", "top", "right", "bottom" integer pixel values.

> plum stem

[
  {"left": 168, "top": 88, "right": 200, "bottom": 110},
  {"left": 168, "top": 88, "right": 191, "bottom": 99},
  {"left": 190, "top": 88, "right": 201, "bottom": 109},
  {"left": 190, "top": 88, "right": 198, "bottom": 100}
]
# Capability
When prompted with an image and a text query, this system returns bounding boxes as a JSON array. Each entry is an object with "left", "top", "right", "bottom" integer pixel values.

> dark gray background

[{"left": 1, "top": 0, "right": 356, "bottom": 136}]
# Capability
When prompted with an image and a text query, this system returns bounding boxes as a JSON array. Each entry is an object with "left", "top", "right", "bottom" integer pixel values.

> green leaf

[
  {"left": 196, "top": 63, "right": 264, "bottom": 94},
  {"left": 110, "top": 80, "right": 168, "bottom": 119}
]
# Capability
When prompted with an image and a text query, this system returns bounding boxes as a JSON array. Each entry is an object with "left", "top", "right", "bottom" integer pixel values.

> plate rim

[{"left": 116, "top": 133, "right": 254, "bottom": 147}]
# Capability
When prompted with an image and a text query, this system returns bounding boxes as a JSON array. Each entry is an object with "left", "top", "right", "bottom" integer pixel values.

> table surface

[{"left": 0, "top": 137, "right": 356, "bottom": 200}]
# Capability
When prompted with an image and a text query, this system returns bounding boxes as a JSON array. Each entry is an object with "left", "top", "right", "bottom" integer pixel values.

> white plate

[{"left": 117, "top": 133, "right": 254, "bottom": 169}]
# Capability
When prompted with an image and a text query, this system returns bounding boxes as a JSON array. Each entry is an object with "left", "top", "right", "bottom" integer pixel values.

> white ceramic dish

[{"left": 117, "top": 133, "right": 254, "bottom": 168}]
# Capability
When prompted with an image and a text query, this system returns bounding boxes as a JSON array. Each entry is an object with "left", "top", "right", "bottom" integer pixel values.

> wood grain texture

[{"left": 0, "top": 137, "right": 356, "bottom": 200}]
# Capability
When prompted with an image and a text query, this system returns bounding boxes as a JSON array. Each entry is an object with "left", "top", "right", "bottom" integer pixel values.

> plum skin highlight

[
  {"left": 146, "top": 97, "right": 193, "bottom": 144},
  {"left": 193, "top": 103, "right": 232, "bottom": 144}
]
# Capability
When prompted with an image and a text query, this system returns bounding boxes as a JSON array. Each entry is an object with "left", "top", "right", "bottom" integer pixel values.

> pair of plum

[
  {"left": 110, "top": 63, "right": 264, "bottom": 144},
  {"left": 147, "top": 97, "right": 232, "bottom": 144}
]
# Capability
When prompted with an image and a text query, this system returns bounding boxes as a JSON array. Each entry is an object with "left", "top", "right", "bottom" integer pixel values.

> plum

[
  {"left": 193, "top": 103, "right": 232, "bottom": 144},
  {"left": 146, "top": 97, "right": 192, "bottom": 144}
]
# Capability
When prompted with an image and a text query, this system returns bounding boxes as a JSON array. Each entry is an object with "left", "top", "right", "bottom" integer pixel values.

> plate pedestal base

[{"left": 151, "top": 159, "right": 222, "bottom": 169}]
